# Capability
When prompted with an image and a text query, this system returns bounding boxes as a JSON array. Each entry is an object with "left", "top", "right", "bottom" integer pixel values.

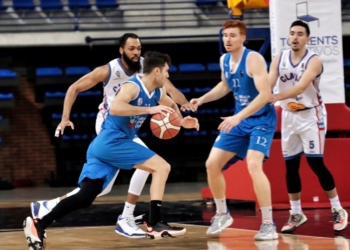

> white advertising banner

[{"left": 269, "top": 0, "right": 345, "bottom": 103}]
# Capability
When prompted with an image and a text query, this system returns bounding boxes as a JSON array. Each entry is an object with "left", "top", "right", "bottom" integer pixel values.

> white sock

[
  {"left": 45, "top": 197, "right": 60, "bottom": 210},
  {"left": 261, "top": 206, "right": 273, "bottom": 222},
  {"left": 290, "top": 200, "right": 302, "bottom": 214},
  {"left": 330, "top": 195, "right": 342, "bottom": 209},
  {"left": 121, "top": 202, "right": 135, "bottom": 218},
  {"left": 214, "top": 198, "right": 227, "bottom": 214}
]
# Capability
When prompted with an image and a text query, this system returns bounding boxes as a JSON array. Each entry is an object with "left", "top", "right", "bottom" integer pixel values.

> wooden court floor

[
  {"left": 0, "top": 184, "right": 349, "bottom": 249},
  {"left": 1, "top": 224, "right": 348, "bottom": 249}
]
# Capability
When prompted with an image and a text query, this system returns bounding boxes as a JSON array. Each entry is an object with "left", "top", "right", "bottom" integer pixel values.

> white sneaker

[
  {"left": 23, "top": 217, "right": 46, "bottom": 250},
  {"left": 31, "top": 201, "right": 51, "bottom": 219},
  {"left": 115, "top": 215, "right": 146, "bottom": 238}
]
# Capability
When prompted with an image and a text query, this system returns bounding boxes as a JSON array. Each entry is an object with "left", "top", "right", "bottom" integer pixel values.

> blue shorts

[
  {"left": 213, "top": 117, "right": 275, "bottom": 160},
  {"left": 78, "top": 129, "right": 155, "bottom": 190}
]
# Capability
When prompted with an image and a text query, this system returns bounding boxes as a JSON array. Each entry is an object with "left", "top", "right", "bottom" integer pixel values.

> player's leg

[
  {"left": 247, "top": 128, "right": 278, "bottom": 240},
  {"left": 205, "top": 131, "right": 246, "bottom": 235},
  {"left": 301, "top": 107, "right": 348, "bottom": 231},
  {"left": 280, "top": 111, "right": 307, "bottom": 233},
  {"left": 116, "top": 136, "right": 150, "bottom": 238},
  {"left": 24, "top": 176, "right": 105, "bottom": 250},
  {"left": 31, "top": 111, "right": 107, "bottom": 220}
]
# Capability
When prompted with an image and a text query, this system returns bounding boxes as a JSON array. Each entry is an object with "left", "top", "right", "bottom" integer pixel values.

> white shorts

[
  {"left": 281, "top": 105, "right": 326, "bottom": 160},
  {"left": 95, "top": 110, "right": 148, "bottom": 197}
]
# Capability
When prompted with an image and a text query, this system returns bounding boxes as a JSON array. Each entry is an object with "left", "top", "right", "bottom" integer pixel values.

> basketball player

[
  {"left": 190, "top": 20, "right": 278, "bottom": 240},
  {"left": 23, "top": 51, "right": 200, "bottom": 249},
  {"left": 269, "top": 20, "right": 348, "bottom": 233},
  {"left": 30, "top": 33, "right": 196, "bottom": 239}
]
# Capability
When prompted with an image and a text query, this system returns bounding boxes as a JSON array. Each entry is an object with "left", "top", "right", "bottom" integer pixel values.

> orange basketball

[{"left": 150, "top": 112, "right": 181, "bottom": 139}]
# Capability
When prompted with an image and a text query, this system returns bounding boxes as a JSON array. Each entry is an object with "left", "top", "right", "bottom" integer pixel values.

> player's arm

[
  {"left": 273, "top": 56, "right": 322, "bottom": 101},
  {"left": 268, "top": 54, "right": 280, "bottom": 90},
  {"left": 159, "top": 87, "right": 200, "bottom": 130},
  {"left": 164, "top": 79, "right": 195, "bottom": 110},
  {"left": 61, "top": 65, "right": 108, "bottom": 120},
  {"left": 236, "top": 52, "right": 271, "bottom": 120},
  {"left": 191, "top": 55, "right": 231, "bottom": 107},
  {"left": 158, "top": 86, "right": 183, "bottom": 119},
  {"left": 55, "top": 65, "right": 109, "bottom": 136},
  {"left": 110, "top": 83, "right": 174, "bottom": 116}
]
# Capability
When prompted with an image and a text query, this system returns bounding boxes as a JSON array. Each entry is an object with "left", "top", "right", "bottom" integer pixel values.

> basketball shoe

[
  {"left": 115, "top": 215, "right": 146, "bottom": 238},
  {"left": 332, "top": 208, "right": 349, "bottom": 231},
  {"left": 206, "top": 211, "right": 233, "bottom": 235},
  {"left": 254, "top": 221, "right": 278, "bottom": 241},
  {"left": 254, "top": 240, "right": 279, "bottom": 250},
  {"left": 144, "top": 221, "right": 186, "bottom": 239},
  {"left": 23, "top": 217, "right": 46, "bottom": 250},
  {"left": 31, "top": 201, "right": 51, "bottom": 219},
  {"left": 281, "top": 211, "right": 307, "bottom": 233}
]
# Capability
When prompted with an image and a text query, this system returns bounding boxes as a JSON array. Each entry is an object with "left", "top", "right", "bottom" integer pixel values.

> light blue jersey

[
  {"left": 78, "top": 74, "right": 162, "bottom": 190},
  {"left": 214, "top": 48, "right": 276, "bottom": 159}
]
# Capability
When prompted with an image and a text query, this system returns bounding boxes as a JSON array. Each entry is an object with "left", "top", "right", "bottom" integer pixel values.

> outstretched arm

[
  {"left": 164, "top": 79, "right": 196, "bottom": 111},
  {"left": 55, "top": 65, "right": 108, "bottom": 137}
]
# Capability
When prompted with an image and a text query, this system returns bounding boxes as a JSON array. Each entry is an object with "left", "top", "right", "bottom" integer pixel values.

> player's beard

[{"left": 122, "top": 53, "right": 141, "bottom": 73}]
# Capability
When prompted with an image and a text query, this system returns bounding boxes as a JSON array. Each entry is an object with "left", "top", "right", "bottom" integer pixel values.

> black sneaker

[
  {"left": 23, "top": 217, "right": 46, "bottom": 250},
  {"left": 145, "top": 221, "right": 186, "bottom": 239}
]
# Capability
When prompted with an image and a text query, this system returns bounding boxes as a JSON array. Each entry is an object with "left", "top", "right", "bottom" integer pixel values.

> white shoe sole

[
  {"left": 254, "top": 232, "right": 279, "bottom": 241},
  {"left": 206, "top": 217, "right": 234, "bottom": 235}
]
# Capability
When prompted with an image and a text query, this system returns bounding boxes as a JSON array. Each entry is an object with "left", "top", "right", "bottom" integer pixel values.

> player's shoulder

[{"left": 246, "top": 50, "right": 265, "bottom": 65}]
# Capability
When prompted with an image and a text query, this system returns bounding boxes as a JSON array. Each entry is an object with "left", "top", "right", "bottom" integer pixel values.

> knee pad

[
  {"left": 285, "top": 156, "right": 302, "bottom": 193},
  {"left": 306, "top": 157, "right": 335, "bottom": 191}
]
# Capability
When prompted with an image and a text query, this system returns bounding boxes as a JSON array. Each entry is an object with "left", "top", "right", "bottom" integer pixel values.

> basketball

[{"left": 150, "top": 112, "right": 181, "bottom": 139}]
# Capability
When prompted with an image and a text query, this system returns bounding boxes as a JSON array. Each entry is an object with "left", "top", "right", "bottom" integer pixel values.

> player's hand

[
  {"left": 55, "top": 119, "right": 74, "bottom": 137},
  {"left": 149, "top": 105, "right": 175, "bottom": 116},
  {"left": 181, "top": 116, "right": 200, "bottom": 131},
  {"left": 190, "top": 98, "right": 203, "bottom": 109},
  {"left": 180, "top": 102, "right": 197, "bottom": 112},
  {"left": 218, "top": 115, "right": 242, "bottom": 134},
  {"left": 269, "top": 94, "right": 279, "bottom": 105}
]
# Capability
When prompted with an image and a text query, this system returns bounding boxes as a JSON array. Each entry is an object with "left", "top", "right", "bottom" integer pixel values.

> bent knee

[
  {"left": 247, "top": 160, "right": 263, "bottom": 175},
  {"left": 205, "top": 159, "right": 221, "bottom": 172}
]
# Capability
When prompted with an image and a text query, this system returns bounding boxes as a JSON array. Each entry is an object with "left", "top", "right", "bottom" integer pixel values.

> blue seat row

[
  {"left": 8, "top": 0, "right": 119, "bottom": 10},
  {"left": 52, "top": 112, "right": 97, "bottom": 119},
  {"left": 45, "top": 90, "right": 101, "bottom": 98},
  {"left": 0, "top": 69, "right": 17, "bottom": 79},
  {"left": 183, "top": 108, "right": 234, "bottom": 115},
  {"left": 62, "top": 134, "right": 89, "bottom": 141},
  {"left": 37, "top": 66, "right": 91, "bottom": 77},
  {"left": 0, "top": 93, "right": 14, "bottom": 100}
]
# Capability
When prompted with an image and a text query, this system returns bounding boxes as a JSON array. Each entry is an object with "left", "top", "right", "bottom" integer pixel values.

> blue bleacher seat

[
  {"left": 169, "top": 64, "right": 177, "bottom": 73},
  {"left": 62, "top": 135, "right": 71, "bottom": 140},
  {"left": 78, "top": 90, "right": 102, "bottom": 97},
  {"left": 211, "top": 130, "right": 220, "bottom": 136},
  {"left": 40, "top": 0, "right": 62, "bottom": 9},
  {"left": 194, "top": 87, "right": 211, "bottom": 93},
  {"left": 138, "top": 132, "right": 147, "bottom": 138},
  {"left": 52, "top": 113, "right": 78, "bottom": 119},
  {"left": 65, "top": 66, "right": 90, "bottom": 76},
  {"left": 344, "top": 59, "right": 350, "bottom": 67},
  {"left": 0, "top": 69, "right": 17, "bottom": 78},
  {"left": 12, "top": 0, "right": 35, "bottom": 9},
  {"left": 222, "top": 108, "right": 235, "bottom": 114},
  {"left": 45, "top": 91, "right": 66, "bottom": 98},
  {"left": 177, "top": 87, "right": 191, "bottom": 94},
  {"left": 346, "top": 83, "right": 350, "bottom": 90},
  {"left": 36, "top": 67, "right": 63, "bottom": 77},
  {"left": 207, "top": 63, "right": 220, "bottom": 72},
  {"left": 95, "top": 0, "right": 119, "bottom": 8},
  {"left": 0, "top": 93, "right": 14, "bottom": 100},
  {"left": 0, "top": 115, "right": 2, "bottom": 121},
  {"left": 68, "top": 0, "right": 90, "bottom": 8},
  {"left": 179, "top": 63, "right": 206, "bottom": 73},
  {"left": 195, "top": 0, "right": 217, "bottom": 6},
  {"left": 80, "top": 112, "right": 97, "bottom": 118}
]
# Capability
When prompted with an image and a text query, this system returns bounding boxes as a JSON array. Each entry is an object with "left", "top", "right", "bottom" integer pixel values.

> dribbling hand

[
  {"left": 180, "top": 102, "right": 197, "bottom": 112},
  {"left": 55, "top": 120, "right": 74, "bottom": 137},
  {"left": 149, "top": 105, "right": 175, "bottom": 116}
]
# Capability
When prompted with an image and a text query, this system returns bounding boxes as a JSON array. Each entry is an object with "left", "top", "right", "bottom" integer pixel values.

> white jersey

[
  {"left": 98, "top": 57, "right": 144, "bottom": 112},
  {"left": 277, "top": 49, "right": 323, "bottom": 112}
]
